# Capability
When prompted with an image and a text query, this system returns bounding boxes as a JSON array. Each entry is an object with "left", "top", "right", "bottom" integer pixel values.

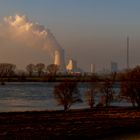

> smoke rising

[{"left": 0, "top": 14, "right": 62, "bottom": 57}]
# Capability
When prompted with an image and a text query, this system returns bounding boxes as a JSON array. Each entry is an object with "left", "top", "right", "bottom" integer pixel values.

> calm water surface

[
  {"left": 0, "top": 82, "right": 139, "bottom": 139},
  {"left": 0, "top": 82, "right": 131, "bottom": 112}
]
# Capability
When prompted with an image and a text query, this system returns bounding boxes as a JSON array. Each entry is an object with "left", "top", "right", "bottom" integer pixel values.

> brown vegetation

[
  {"left": 0, "top": 108, "right": 140, "bottom": 140},
  {"left": 120, "top": 66, "right": 140, "bottom": 107},
  {"left": 53, "top": 81, "right": 82, "bottom": 111},
  {"left": 100, "top": 73, "right": 116, "bottom": 107},
  {"left": 35, "top": 63, "right": 45, "bottom": 77},
  {"left": 26, "top": 64, "right": 35, "bottom": 77},
  {"left": 47, "top": 64, "right": 59, "bottom": 76}
]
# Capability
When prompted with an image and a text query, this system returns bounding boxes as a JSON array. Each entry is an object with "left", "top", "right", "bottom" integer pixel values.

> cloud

[{"left": 0, "top": 14, "right": 62, "bottom": 56}]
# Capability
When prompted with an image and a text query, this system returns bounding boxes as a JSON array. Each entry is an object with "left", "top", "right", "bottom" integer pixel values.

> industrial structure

[
  {"left": 66, "top": 59, "right": 78, "bottom": 73},
  {"left": 90, "top": 64, "right": 96, "bottom": 73},
  {"left": 54, "top": 49, "right": 66, "bottom": 72},
  {"left": 53, "top": 49, "right": 81, "bottom": 73},
  {"left": 127, "top": 36, "right": 130, "bottom": 69},
  {"left": 111, "top": 62, "right": 118, "bottom": 72}
]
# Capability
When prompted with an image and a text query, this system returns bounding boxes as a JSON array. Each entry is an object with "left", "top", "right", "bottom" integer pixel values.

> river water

[{"left": 0, "top": 82, "right": 131, "bottom": 112}]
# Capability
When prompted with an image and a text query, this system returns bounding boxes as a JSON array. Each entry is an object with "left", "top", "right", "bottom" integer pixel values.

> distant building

[
  {"left": 66, "top": 59, "right": 77, "bottom": 73},
  {"left": 111, "top": 62, "right": 118, "bottom": 72},
  {"left": 90, "top": 64, "right": 96, "bottom": 73}
]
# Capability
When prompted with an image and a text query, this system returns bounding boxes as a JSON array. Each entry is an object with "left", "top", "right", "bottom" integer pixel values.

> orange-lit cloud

[{"left": 0, "top": 14, "right": 62, "bottom": 56}]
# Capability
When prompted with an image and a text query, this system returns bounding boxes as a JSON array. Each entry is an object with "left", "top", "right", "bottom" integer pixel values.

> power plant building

[
  {"left": 66, "top": 59, "right": 78, "bottom": 73},
  {"left": 53, "top": 49, "right": 82, "bottom": 74}
]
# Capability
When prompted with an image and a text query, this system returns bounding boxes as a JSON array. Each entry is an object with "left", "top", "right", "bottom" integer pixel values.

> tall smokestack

[
  {"left": 127, "top": 36, "right": 130, "bottom": 69},
  {"left": 90, "top": 64, "right": 93, "bottom": 73}
]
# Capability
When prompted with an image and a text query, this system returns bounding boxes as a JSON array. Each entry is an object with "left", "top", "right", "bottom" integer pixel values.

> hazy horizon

[{"left": 0, "top": 0, "right": 140, "bottom": 72}]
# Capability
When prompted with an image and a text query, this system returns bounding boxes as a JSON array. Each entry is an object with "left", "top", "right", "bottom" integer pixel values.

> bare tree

[
  {"left": 47, "top": 64, "right": 59, "bottom": 76},
  {"left": 35, "top": 63, "right": 45, "bottom": 77},
  {"left": 53, "top": 81, "right": 82, "bottom": 111},
  {"left": 120, "top": 66, "right": 140, "bottom": 107},
  {"left": 26, "top": 64, "right": 35, "bottom": 77},
  {"left": 86, "top": 74, "right": 99, "bottom": 109},
  {"left": 0, "top": 63, "right": 16, "bottom": 77},
  {"left": 85, "top": 88, "right": 96, "bottom": 109},
  {"left": 0, "top": 63, "right": 16, "bottom": 84},
  {"left": 99, "top": 73, "right": 116, "bottom": 107}
]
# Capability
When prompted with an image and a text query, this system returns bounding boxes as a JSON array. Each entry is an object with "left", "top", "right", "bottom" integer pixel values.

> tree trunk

[{"left": 64, "top": 104, "right": 68, "bottom": 111}]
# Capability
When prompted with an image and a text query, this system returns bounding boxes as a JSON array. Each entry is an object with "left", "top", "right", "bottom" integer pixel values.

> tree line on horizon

[{"left": 0, "top": 63, "right": 60, "bottom": 78}]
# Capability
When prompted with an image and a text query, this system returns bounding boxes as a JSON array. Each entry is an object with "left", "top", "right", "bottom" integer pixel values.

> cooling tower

[
  {"left": 66, "top": 59, "right": 77, "bottom": 72},
  {"left": 54, "top": 49, "right": 66, "bottom": 72}
]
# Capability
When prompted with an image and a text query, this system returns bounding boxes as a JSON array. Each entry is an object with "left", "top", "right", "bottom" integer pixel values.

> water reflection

[{"left": 0, "top": 82, "right": 131, "bottom": 112}]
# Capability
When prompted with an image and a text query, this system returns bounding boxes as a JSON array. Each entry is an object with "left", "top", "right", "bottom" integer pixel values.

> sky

[{"left": 0, "top": 0, "right": 140, "bottom": 72}]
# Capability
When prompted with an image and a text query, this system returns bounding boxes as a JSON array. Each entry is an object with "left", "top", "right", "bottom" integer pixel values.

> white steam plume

[{"left": 0, "top": 14, "right": 62, "bottom": 57}]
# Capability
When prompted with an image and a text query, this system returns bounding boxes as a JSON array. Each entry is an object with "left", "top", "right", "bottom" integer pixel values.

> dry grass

[{"left": 0, "top": 107, "right": 140, "bottom": 140}]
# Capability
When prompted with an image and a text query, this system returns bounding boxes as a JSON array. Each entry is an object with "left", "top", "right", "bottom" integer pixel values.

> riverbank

[
  {"left": 0, "top": 107, "right": 140, "bottom": 140},
  {"left": 0, "top": 75, "right": 93, "bottom": 83}
]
